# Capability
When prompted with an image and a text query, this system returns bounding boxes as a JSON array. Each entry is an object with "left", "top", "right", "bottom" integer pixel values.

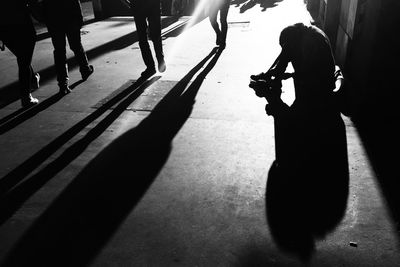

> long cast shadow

[
  {"left": 0, "top": 16, "right": 209, "bottom": 205},
  {"left": 265, "top": 96, "right": 349, "bottom": 261},
  {"left": 0, "top": 79, "right": 86, "bottom": 135},
  {"left": 1, "top": 47, "right": 223, "bottom": 267},
  {"left": 0, "top": 76, "right": 158, "bottom": 224},
  {"left": 0, "top": 76, "right": 153, "bottom": 200},
  {"left": 0, "top": 93, "right": 64, "bottom": 135}
]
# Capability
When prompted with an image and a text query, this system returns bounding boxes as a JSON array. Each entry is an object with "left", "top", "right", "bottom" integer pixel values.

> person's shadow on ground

[
  {"left": 234, "top": 0, "right": 283, "bottom": 13},
  {"left": 1, "top": 47, "right": 223, "bottom": 267},
  {"left": 265, "top": 95, "right": 349, "bottom": 261}
]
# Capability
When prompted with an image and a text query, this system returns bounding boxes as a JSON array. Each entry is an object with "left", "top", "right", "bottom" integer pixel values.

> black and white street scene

[{"left": 0, "top": 0, "right": 399, "bottom": 266}]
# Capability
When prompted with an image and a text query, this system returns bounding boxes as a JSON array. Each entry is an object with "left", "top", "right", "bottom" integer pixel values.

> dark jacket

[
  {"left": 43, "top": 0, "right": 83, "bottom": 27},
  {"left": 131, "top": 0, "right": 160, "bottom": 13},
  {"left": 0, "top": 0, "right": 32, "bottom": 28}
]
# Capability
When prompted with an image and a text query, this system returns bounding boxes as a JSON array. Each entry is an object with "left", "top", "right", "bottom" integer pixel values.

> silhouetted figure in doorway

[
  {"left": 250, "top": 23, "right": 348, "bottom": 260},
  {"left": 42, "top": 0, "right": 94, "bottom": 94},
  {"left": 208, "top": 0, "right": 231, "bottom": 49},
  {"left": 0, "top": 0, "right": 40, "bottom": 107},
  {"left": 122, "top": 0, "right": 166, "bottom": 78}
]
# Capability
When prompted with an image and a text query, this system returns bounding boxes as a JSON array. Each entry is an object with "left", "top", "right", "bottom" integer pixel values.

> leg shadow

[
  {"left": 266, "top": 102, "right": 349, "bottom": 261},
  {"left": 1, "top": 47, "right": 223, "bottom": 267},
  {"left": 0, "top": 93, "right": 64, "bottom": 135}
]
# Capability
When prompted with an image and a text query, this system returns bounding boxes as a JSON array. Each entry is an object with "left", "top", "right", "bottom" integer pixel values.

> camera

[{"left": 249, "top": 72, "right": 283, "bottom": 100}]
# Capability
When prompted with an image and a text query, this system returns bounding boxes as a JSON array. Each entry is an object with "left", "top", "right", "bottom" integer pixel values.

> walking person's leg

[
  {"left": 148, "top": 5, "right": 166, "bottom": 72},
  {"left": 48, "top": 24, "right": 70, "bottom": 94},
  {"left": 135, "top": 14, "right": 156, "bottom": 77},
  {"left": 66, "top": 24, "right": 94, "bottom": 81},
  {"left": 208, "top": 8, "right": 221, "bottom": 46},
  {"left": 3, "top": 24, "right": 39, "bottom": 107},
  {"left": 219, "top": 1, "right": 230, "bottom": 48}
]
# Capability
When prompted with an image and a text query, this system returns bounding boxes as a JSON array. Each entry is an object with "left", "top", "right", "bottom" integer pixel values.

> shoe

[
  {"left": 21, "top": 94, "right": 39, "bottom": 108},
  {"left": 81, "top": 65, "right": 94, "bottom": 80},
  {"left": 59, "top": 84, "right": 72, "bottom": 95},
  {"left": 158, "top": 58, "right": 166, "bottom": 73},
  {"left": 31, "top": 72, "right": 40, "bottom": 90},
  {"left": 141, "top": 67, "right": 156, "bottom": 79}
]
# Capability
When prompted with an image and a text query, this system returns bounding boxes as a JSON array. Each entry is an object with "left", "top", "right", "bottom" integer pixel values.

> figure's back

[{"left": 290, "top": 25, "right": 336, "bottom": 98}]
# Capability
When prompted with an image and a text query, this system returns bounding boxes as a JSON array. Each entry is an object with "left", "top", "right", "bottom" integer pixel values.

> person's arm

[
  {"left": 250, "top": 45, "right": 291, "bottom": 81},
  {"left": 268, "top": 44, "right": 290, "bottom": 79}
]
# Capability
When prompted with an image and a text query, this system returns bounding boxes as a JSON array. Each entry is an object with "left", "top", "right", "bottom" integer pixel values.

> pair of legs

[
  {"left": 134, "top": 5, "right": 166, "bottom": 77},
  {"left": 209, "top": 1, "right": 230, "bottom": 48},
  {"left": 1, "top": 21, "right": 40, "bottom": 107},
  {"left": 47, "top": 22, "right": 93, "bottom": 94}
]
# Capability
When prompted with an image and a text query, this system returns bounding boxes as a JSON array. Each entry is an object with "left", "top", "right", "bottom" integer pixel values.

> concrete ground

[{"left": 0, "top": 0, "right": 399, "bottom": 266}]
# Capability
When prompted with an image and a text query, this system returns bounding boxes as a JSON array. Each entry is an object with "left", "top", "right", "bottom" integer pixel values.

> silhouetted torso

[
  {"left": 42, "top": 0, "right": 83, "bottom": 26},
  {"left": 289, "top": 25, "right": 336, "bottom": 101},
  {"left": 0, "top": 0, "right": 31, "bottom": 28},
  {"left": 132, "top": 0, "right": 160, "bottom": 12}
]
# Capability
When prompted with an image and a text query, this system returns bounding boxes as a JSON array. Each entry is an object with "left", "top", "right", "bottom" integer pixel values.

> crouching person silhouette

[{"left": 249, "top": 23, "right": 349, "bottom": 261}]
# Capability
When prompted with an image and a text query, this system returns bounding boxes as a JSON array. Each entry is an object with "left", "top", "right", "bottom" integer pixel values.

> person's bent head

[{"left": 279, "top": 23, "right": 306, "bottom": 50}]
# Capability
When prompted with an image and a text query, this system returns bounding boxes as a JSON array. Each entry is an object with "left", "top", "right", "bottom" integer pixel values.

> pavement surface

[{"left": 0, "top": 0, "right": 400, "bottom": 266}]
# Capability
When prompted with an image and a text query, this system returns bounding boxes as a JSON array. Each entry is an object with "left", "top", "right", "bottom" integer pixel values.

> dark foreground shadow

[
  {"left": 353, "top": 112, "right": 400, "bottom": 247},
  {"left": 0, "top": 76, "right": 158, "bottom": 225},
  {"left": 265, "top": 99, "right": 349, "bottom": 261},
  {"left": 1, "top": 47, "right": 223, "bottom": 267}
]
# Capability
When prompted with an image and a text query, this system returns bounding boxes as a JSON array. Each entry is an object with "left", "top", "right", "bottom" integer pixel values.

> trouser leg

[
  {"left": 66, "top": 25, "right": 89, "bottom": 72},
  {"left": 48, "top": 25, "right": 68, "bottom": 86},
  {"left": 148, "top": 7, "right": 164, "bottom": 62},
  {"left": 208, "top": 9, "right": 220, "bottom": 36},
  {"left": 219, "top": 2, "right": 230, "bottom": 44},
  {"left": 3, "top": 23, "right": 36, "bottom": 99},
  {"left": 135, "top": 14, "right": 155, "bottom": 69}
]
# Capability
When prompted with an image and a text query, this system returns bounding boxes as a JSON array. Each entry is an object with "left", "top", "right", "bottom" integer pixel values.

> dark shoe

[
  {"left": 81, "top": 65, "right": 94, "bottom": 81},
  {"left": 31, "top": 72, "right": 40, "bottom": 90},
  {"left": 141, "top": 67, "right": 156, "bottom": 79},
  {"left": 21, "top": 94, "right": 39, "bottom": 108},
  {"left": 59, "top": 85, "right": 72, "bottom": 95},
  {"left": 158, "top": 58, "right": 166, "bottom": 73}
]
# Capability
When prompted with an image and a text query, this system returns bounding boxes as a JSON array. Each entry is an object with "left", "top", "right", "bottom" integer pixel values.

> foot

[
  {"left": 59, "top": 84, "right": 72, "bottom": 95},
  {"left": 31, "top": 72, "right": 40, "bottom": 90},
  {"left": 21, "top": 94, "right": 39, "bottom": 108},
  {"left": 141, "top": 67, "right": 156, "bottom": 79},
  {"left": 158, "top": 58, "right": 166, "bottom": 73},
  {"left": 81, "top": 65, "right": 94, "bottom": 81}
]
